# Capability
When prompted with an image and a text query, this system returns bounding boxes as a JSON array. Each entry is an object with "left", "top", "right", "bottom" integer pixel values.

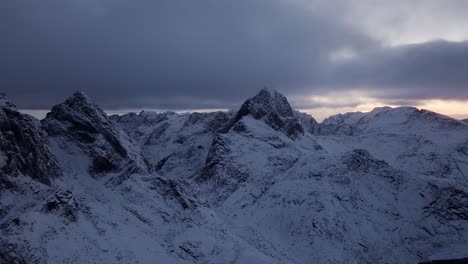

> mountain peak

[
  {"left": 65, "top": 91, "right": 95, "bottom": 108},
  {"left": 43, "top": 92, "right": 152, "bottom": 177},
  {"left": 0, "top": 92, "right": 17, "bottom": 110},
  {"left": 70, "top": 91, "right": 90, "bottom": 101},
  {"left": 0, "top": 93, "right": 62, "bottom": 184},
  {"left": 219, "top": 88, "right": 299, "bottom": 135},
  {"left": 243, "top": 88, "right": 294, "bottom": 119},
  {"left": 45, "top": 91, "right": 107, "bottom": 124}
]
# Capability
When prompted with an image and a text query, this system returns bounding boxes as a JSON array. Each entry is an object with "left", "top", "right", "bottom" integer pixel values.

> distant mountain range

[{"left": 1, "top": 89, "right": 467, "bottom": 263}]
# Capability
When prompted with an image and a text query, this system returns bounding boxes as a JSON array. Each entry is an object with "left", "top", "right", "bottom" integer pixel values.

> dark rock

[
  {"left": 424, "top": 184, "right": 468, "bottom": 221},
  {"left": 0, "top": 93, "right": 61, "bottom": 185},
  {"left": 0, "top": 239, "right": 47, "bottom": 264},
  {"left": 42, "top": 92, "right": 152, "bottom": 176},
  {"left": 344, "top": 149, "right": 388, "bottom": 172},
  {"left": 144, "top": 122, "right": 170, "bottom": 145},
  {"left": 155, "top": 154, "right": 172, "bottom": 172},
  {"left": 43, "top": 92, "right": 128, "bottom": 158},
  {"left": 42, "top": 190, "right": 79, "bottom": 222},
  {"left": 284, "top": 118, "right": 305, "bottom": 139},
  {"left": 153, "top": 177, "right": 200, "bottom": 209},
  {"left": 419, "top": 258, "right": 468, "bottom": 264},
  {"left": 219, "top": 88, "right": 304, "bottom": 139}
]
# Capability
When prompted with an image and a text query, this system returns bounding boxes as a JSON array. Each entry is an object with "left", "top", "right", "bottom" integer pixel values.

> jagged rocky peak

[
  {"left": 0, "top": 92, "right": 16, "bottom": 110},
  {"left": 44, "top": 91, "right": 109, "bottom": 129},
  {"left": 43, "top": 91, "right": 117, "bottom": 145},
  {"left": 0, "top": 93, "right": 61, "bottom": 185},
  {"left": 42, "top": 91, "right": 152, "bottom": 177},
  {"left": 220, "top": 88, "right": 304, "bottom": 138},
  {"left": 240, "top": 87, "right": 294, "bottom": 119}
]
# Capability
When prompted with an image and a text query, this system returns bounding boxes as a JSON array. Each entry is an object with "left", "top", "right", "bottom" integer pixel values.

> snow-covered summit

[
  {"left": 318, "top": 106, "right": 467, "bottom": 136},
  {"left": 42, "top": 91, "right": 152, "bottom": 178},
  {"left": 322, "top": 106, "right": 392, "bottom": 126},
  {"left": 221, "top": 88, "right": 304, "bottom": 138}
]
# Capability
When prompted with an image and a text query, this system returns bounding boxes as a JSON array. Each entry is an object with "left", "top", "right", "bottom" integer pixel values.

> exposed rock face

[
  {"left": 152, "top": 177, "right": 201, "bottom": 209},
  {"left": 42, "top": 92, "right": 152, "bottom": 177},
  {"left": 112, "top": 110, "right": 231, "bottom": 179},
  {"left": 343, "top": 149, "right": 389, "bottom": 173},
  {"left": 196, "top": 133, "right": 250, "bottom": 202},
  {"left": 220, "top": 88, "right": 304, "bottom": 138},
  {"left": 294, "top": 110, "right": 319, "bottom": 134},
  {"left": 0, "top": 238, "right": 47, "bottom": 264},
  {"left": 109, "top": 111, "right": 174, "bottom": 142},
  {"left": 419, "top": 258, "right": 468, "bottom": 264},
  {"left": 0, "top": 93, "right": 61, "bottom": 185},
  {"left": 424, "top": 184, "right": 468, "bottom": 221},
  {"left": 42, "top": 190, "right": 79, "bottom": 222},
  {"left": 234, "top": 88, "right": 294, "bottom": 120},
  {"left": 0, "top": 93, "right": 16, "bottom": 110}
]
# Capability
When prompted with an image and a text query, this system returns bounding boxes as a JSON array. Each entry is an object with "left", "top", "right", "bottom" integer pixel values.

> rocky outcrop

[
  {"left": 0, "top": 93, "right": 61, "bottom": 185},
  {"left": 110, "top": 111, "right": 174, "bottom": 142},
  {"left": 113, "top": 110, "right": 231, "bottom": 179},
  {"left": 343, "top": 149, "right": 389, "bottom": 173},
  {"left": 420, "top": 258, "right": 468, "bottom": 264},
  {"left": 294, "top": 110, "right": 319, "bottom": 134},
  {"left": 220, "top": 88, "right": 304, "bottom": 139},
  {"left": 42, "top": 190, "right": 79, "bottom": 222},
  {"left": 42, "top": 92, "right": 152, "bottom": 177},
  {"left": 424, "top": 184, "right": 468, "bottom": 221}
]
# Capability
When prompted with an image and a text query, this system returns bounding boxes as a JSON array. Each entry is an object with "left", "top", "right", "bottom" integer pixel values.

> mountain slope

[
  {"left": 42, "top": 92, "right": 153, "bottom": 183},
  {"left": 193, "top": 90, "right": 468, "bottom": 263},
  {"left": 114, "top": 89, "right": 468, "bottom": 263},
  {"left": 1, "top": 90, "right": 467, "bottom": 263},
  {"left": 0, "top": 92, "right": 281, "bottom": 264},
  {"left": 111, "top": 110, "right": 231, "bottom": 179},
  {"left": 0, "top": 93, "right": 61, "bottom": 186}
]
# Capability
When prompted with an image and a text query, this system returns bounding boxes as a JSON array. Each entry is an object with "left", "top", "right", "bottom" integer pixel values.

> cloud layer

[{"left": 1, "top": 0, "right": 467, "bottom": 111}]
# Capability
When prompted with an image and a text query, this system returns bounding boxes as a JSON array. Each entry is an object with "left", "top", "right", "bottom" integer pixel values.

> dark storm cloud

[
  {"left": 330, "top": 40, "right": 468, "bottom": 101},
  {"left": 0, "top": 0, "right": 467, "bottom": 110}
]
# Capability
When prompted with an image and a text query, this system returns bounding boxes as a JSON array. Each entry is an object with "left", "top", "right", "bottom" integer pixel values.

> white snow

[{"left": 1, "top": 91, "right": 468, "bottom": 264}]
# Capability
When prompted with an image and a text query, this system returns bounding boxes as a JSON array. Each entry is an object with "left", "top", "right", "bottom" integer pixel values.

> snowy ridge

[{"left": 1, "top": 89, "right": 468, "bottom": 263}]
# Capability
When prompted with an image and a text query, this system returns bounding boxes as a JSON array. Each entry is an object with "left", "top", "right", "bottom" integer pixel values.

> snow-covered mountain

[
  {"left": 1, "top": 90, "right": 467, "bottom": 263},
  {"left": 0, "top": 93, "right": 61, "bottom": 185}
]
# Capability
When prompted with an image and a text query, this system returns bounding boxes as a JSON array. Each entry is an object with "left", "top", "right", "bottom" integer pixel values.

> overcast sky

[{"left": 1, "top": 0, "right": 468, "bottom": 120}]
